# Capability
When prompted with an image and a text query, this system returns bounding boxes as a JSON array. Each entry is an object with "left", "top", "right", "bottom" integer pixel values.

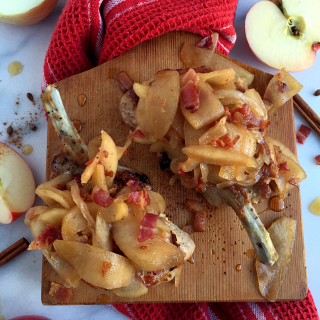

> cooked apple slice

[
  {"left": 144, "top": 70, "right": 180, "bottom": 141},
  {"left": 54, "top": 240, "right": 135, "bottom": 290},
  {"left": 181, "top": 42, "right": 254, "bottom": 85},
  {"left": 0, "top": 142, "right": 35, "bottom": 224},
  {"left": 264, "top": 69, "right": 303, "bottom": 115},
  {"left": 245, "top": 0, "right": 320, "bottom": 72},
  {"left": 112, "top": 214, "right": 185, "bottom": 271},
  {"left": 181, "top": 79, "right": 225, "bottom": 129},
  {"left": 256, "top": 217, "right": 297, "bottom": 301},
  {"left": 182, "top": 145, "right": 257, "bottom": 168},
  {"left": 112, "top": 276, "right": 148, "bottom": 297}
]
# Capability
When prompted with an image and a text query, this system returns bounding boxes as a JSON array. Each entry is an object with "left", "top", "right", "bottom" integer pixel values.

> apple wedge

[
  {"left": 245, "top": 0, "right": 320, "bottom": 72},
  {"left": 0, "top": 143, "right": 35, "bottom": 224}
]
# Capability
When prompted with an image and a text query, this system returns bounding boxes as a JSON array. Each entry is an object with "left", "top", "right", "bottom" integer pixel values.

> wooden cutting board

[{"left": 42, "top": 31, "right": 307, "bottom": 305}]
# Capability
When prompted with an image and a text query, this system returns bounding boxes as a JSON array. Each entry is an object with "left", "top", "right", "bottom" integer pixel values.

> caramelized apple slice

[
  {"left": 182, "top": 145, "right": 257, "bottom": 167},
  {"left": 256, "top": 217, "right": 297, "bottom": 301},
  {"left": 112, "top": 214, "right": 185, "bottom": 271},
  {"left": 112, "top": 276, "right": 148, "bottom": 298},
  {"left": 264, "top": 69, "right": 303, "bottom": 115},
  {"left": 181, "top": 79, "right": 225, "bottom": 129},
  {"left": 184, "top": 119, "right": 211, "bottom": 147},
  {"left": 54, "top": 240, "right": 135, "bottom": 290},
  {"left": 181, "top": 42, "right": 254, "bottom": 85},
  {"left": 145, "top": 70, "right": 180, "bottom": 141}
]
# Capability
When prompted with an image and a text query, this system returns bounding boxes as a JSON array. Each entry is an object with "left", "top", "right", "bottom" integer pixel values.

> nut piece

[
  {"left": 26, "top": 93, "right": 34, "bottom": 102},
  {"left": 314, "top": 90, "right": 320, "bottom": 96},
  {"left": 29, "top": 123, "right": 36, "bottom": 131},
  {"left": 7, "top": 125, "right": 13, "bottom": 136}
]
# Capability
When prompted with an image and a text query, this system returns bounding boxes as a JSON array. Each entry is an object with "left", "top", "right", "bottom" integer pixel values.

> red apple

[
  {"left": 245, "top": 0, "right": 320, "bottom": 72},
  {"left": 0, "top": 142, "right": 35, "bottom": 224}
]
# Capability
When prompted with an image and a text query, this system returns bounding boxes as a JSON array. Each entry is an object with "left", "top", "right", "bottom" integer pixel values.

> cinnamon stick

[
  {"left": 293, "top": 95, "right": 320, "bottom": 137},
  {"left": 0, "top": 237, "right": 29, "bottom": 267}
]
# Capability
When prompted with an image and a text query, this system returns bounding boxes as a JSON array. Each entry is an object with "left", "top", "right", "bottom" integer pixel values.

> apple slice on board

[
  {"left": 0, "top": 142, "right": 35, "bottom": 224},
  {"left": 245, "top": 0, "right": 320, "bottom": 72}
]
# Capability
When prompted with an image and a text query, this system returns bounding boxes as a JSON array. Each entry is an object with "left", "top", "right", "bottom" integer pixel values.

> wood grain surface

[{"left": 42, "top": 31, "right": 307, "bottom": 305}]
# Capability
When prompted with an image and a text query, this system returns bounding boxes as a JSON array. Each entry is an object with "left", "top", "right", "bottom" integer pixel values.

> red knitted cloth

[{"left": 42, "top": 1, "right": 319, "bottom": 319}]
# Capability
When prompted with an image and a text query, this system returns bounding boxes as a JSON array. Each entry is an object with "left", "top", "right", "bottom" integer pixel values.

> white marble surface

[{"left": 0, "top": 0, "right": 319, "bottom": 318}]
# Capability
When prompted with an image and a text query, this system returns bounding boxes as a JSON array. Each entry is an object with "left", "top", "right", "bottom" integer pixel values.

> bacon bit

[
  {"left": 123, "top": 150, "right": 128, "bottom": 155},
  {"left": 103, "top": 150, "right": 108, "bottom": 158},
  {"left": 289, "top": 178, "right": 300, "bottom": 186},
  {"left": 114, "top": 71, "right": 134, "bottom": 93},
  {"left": 181, "top": 80, "right": 200, "bottom": 113},
  {"left": 92, "top": 187, "right": 114, "bottom": 208},
  {"left": 196, "top": 35, "right": 213, "bottom": 50},
  {"left": 279, "top": 162, "right": 290, "bottom": 172},
  {"left": 128, "top": 187, "right": 150, "bottom": 209},
  {"left": 105, "top": 170, "right": 114, "bottom": 177},
  {"left": 194, "top": 210, "right": 206, "bottom": 232},
  {"left": 277, "top": 72, "right": 281, "bottom": 79},
  {"left": 101, "top": 261, "right": 112, "bottom": 277},
  {"left": 297, "top": 124, "right": 311, "bottom": 144},
  {"left": 138, "top": 213, "right": 158, "bottom": 242},
  {"left": 161, "top": 107, "right": 165, "bottom": 113},
  {"left": 143, "top": 187, "right": 151, "bottom": 206},
  {"left": 49, "top": 282, "right": 73, "bottom": 302},
  {"left": 181, "top": 68, "right": 199, "bottom": 85},
  {"left": 278, "top": 81, "right": 287, "bottom": 93},
  {"left": 140, "top": 245, "right": 149, "bottom": 250},
  {"left": 195, "top": 178, "right": 205, "bottom": 192},
  {"left": 259, "top": 120, "right": 271, "bottom": 129},
  {"left": 211, "top": 133, "right": 239, "bottom": 150},
  {"left": 129, "top": 129, "right": 145, "bottom": 139},
  {"left": 28, "top": 224, "right": 62, "bottom": 250},
  {"left": 178, "top": 167, "right": 185, "bottom": 175},
  {"left": 85, "top": 157, "right": 95, "bottom": 165},
  {"left": 224, "top": 107, "right": 232, "bottom": 123},
  {"left": 160, "top": 99, "right": 166, "bottom": 106},
  {"left": 315, "top": 155, "right": 320, "bottom": 165},
  {"left": 126, "top": 179, "right": 140, "bottom": 191}
]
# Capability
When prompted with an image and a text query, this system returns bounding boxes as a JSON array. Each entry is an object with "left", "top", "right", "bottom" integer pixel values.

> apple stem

[{"left": 313, "top": 42, "right": 320, "bottom": 52}]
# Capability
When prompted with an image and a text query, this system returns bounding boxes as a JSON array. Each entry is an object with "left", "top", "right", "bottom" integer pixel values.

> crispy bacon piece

[
  {"left": 315, "top": 155, "right": 320, "bottom": 165},
  {"left": 195, "top": 178, "right": 205, "bottom": 192},
  {"left": 231, "top": 104, "right": 271, "bottom": 130},
  {"left": 211, "top": 133, "right": 240, "bottom": 150},
  {"left": 105, "top": 170, "right": 114, "bottom": 177},
  {"left": 279, "top": 162, "right": 290, "bottom": 172},
  {"left": 49, "top": 282, "right": 73, "bottom": 302},
  {"left": 102, "top": 261, "right": 112, "bottom": 277},
  {"left": 178, "top": 167, "right": 185, "bottom": 175},
  {"left": 129, "top": 129, "right": 145, "bottom": 139},
  {"left": 181, "top": 80, "right": 200, "bottom": 113},
  {"left": 181, "top": 68, "right": 199, "bottom": 85},
  {"left": 28, "top": 224, "right": 62, "bottom": 250},
  {"left": 138, "top": 213, "right": 159, "bottom": 242},
  {"left": 92, "top": 187, "right": 114, "bottom": 208},
  {"left": 224, "top": 107, "right": 232, "bottom": 123},
  {"left": 297, "top": 124, "right": 311, "bottom": 145},
  {"left": 126, "top": 179, "right": 140, "bottom": 191},
  {"left": 128, "top": 187, "right": 150, "bottom": 209},
  {"left": 114, "top": 71, "right": 134, "bottom": 93},
  {"left": 185, "top": 199, "right": 206, "bottom": 232}
]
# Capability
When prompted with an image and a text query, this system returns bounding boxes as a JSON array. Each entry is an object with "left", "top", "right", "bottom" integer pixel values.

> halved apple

[
  {"left": 245, "top": 0, "right": 320, "bottom": 72},
  {"left": 0, "top": 143, "right": 35, "bottom": 224}
]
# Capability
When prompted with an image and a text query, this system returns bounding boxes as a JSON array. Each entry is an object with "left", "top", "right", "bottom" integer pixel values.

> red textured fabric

[
  {"left": 112, "top": 290, "right": 319, "bottom": 319},
  {"left": 42, "top": 1, "right": 319, "bottom": 319},
  {"left": 41, "top": 0, "right": 238, "bottom": 90}
]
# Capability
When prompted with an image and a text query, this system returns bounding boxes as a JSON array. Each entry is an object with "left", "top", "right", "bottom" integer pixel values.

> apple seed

[
  {"left": 6, "top": 125, "right": 13, "bottom": 136},
  {"left": 314, "top": 90, "right": 320, "bottom": 96}
]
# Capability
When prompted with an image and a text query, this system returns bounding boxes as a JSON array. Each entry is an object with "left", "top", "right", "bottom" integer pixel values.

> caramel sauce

[
  {"left": 309, "top": 196, "right": 320, "bottom": 216},
  {"left": 72, "top": 119, "right": 82, "bottom": 133},
  {"left": 77, "top": 94, "right": 87, "bottom": 107},
  {"left": 246, "top": 248, "right": 256, "bottom": 259},
  {"left": 258, "top": 196, "right": 285, "bottom": 216},
  {"left": 8, "top": 61, "right": 23, "bottom": 76}
]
